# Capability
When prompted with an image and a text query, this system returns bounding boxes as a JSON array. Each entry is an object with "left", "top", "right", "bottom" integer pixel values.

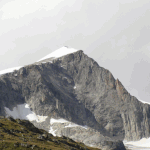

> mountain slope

[
  {"left": 0, "top": 116, "right": 100, "bottom": 150},
  {"left": 0, "top": 47, "right": 148, "bottom": 149}
]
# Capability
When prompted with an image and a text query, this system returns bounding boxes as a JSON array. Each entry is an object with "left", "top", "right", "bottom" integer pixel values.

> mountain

[{"left": 0, "top": 46, "right": 149, "bottom": 149}]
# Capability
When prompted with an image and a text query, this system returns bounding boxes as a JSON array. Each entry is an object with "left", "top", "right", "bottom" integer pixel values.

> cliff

[{"left": 0, "top": 48, "right": 147, "bottom": 149}]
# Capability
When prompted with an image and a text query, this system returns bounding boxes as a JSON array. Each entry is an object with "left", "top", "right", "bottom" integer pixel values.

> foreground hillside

[{"left": 0, "top": 116, "right": 99, "bottom": 150}]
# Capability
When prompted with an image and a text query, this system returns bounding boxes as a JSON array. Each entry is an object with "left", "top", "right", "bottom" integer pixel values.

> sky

[{"left": 0, "top": 0, "right": 150, "bottom": 103}]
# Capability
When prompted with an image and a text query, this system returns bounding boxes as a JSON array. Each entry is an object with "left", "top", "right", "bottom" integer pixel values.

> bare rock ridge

[{"left": 0, "top": 49, "right": 149, "bottom": 149}]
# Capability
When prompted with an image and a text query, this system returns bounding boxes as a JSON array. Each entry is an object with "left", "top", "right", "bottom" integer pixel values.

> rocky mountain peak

[{"left": 0, "top": 47, "right": 150, "bottom": 149}]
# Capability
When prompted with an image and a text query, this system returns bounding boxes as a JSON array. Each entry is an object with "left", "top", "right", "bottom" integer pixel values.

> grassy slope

[{"left": 0, "top": 117, "right": 100, "bottom": 150}]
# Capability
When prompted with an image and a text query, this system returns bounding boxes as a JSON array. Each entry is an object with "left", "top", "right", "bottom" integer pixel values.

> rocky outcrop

[
  {"left": 56, "top": 50, "right": 150, "bottom": 141},
  {"left": 115, "top": 79, "right": 150, "bottom": 140},
  {"left": 0, "top": 50, "right": 149, "bottom": 149}
]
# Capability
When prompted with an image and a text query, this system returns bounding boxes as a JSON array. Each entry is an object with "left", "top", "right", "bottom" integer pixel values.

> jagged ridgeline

[{"left": 0, "top": 47, "right": 149, "bottom": 149}]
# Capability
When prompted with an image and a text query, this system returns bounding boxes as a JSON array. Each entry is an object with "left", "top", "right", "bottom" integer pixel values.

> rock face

[{"left": 0, "top": 49, "right": 149, "bottom": 149}]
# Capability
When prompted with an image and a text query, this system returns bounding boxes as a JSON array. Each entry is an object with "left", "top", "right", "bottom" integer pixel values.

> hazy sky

[{"left": 0, "top": 0, "right": 150, "bottom": 103}]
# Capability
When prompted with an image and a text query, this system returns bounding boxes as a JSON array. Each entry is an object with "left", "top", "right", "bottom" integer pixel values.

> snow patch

[
  {"left": 65, "top": 124, "right": 79, "bottom": 128},
  {"left": 36, "top": 115, "right": 48, "bottom": 122},
  {"left": 50, "top": 118, "right": 68, "bottom": 125},
  {"left": 49, "top": 127, "right": 56, "bottom": 136},
  {"left": 74, "top": 86, "right": 76, "bottom": 89},
  {"left": 49, "top": 118, "right": 68, "bottom": 136},
  {"left": 4, "top": 103, "right": 48, "bottom": 123},
  {"left": 88, "top": 145, "right": 95, "bottom": 148},
  {"left": 0, "top": 66, "right": 22, "bottom": 75},
  {"left": 38, "top": 46, "right": 79, "bottom": 62},
  {"left": 50, "top": 118, "right": 88, "bottom": 131},
  {"left": 65, "top": 123, "right": 88, "bottom": 129},
  {"left": 124, "top": 138, "right": 150, "bottom": 148},
  {"left": 81, "top": 125, "right": 88, "bottom": 129}
]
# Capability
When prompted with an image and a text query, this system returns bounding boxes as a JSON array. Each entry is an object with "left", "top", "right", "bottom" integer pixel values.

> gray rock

[{"left": 0, "top": 50, "right": 147, "bottom": 149}]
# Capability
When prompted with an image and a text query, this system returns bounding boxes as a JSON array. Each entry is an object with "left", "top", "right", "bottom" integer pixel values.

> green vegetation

[{"left": 0, "top": 116, "right": 100, "bottom": 150}]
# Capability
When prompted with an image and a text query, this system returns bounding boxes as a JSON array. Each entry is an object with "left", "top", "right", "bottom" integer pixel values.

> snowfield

[
  {"left": 50, "top": 118, "right": 68, "bottom": 124},
  {"left": 4, "top": 103, "right": 48, "bottom": 122},
  {"left": 124, "top": 138, "right": 150, "bottom": 149},
  {"left": 0, "top": 47, "right": 79, "bottom": 75},
  {"left": 0, "top": 66, "right": 22, "bottom": 75},
  {"left": 49, "top": 127, "right": 57, "bottom": 136},
  {"left": 38, "top": 46, "right": 79, "bottom": 61}
]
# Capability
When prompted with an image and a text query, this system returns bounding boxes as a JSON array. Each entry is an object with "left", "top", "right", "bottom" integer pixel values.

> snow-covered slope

[
  {"left": 5, "top": 104, "right": 48, "bottom": 123},
  {"left": 124, "top": 138, "right": 150, "bottom": 149},
  {"left": 0, "top": 66, "right": 22, "bottom": 75},
  {"left": 38, "top": 46, "right": 79, "bottom": 62},
  {"left": 0, "top": 47, "right": 78, "bottom": 75}
]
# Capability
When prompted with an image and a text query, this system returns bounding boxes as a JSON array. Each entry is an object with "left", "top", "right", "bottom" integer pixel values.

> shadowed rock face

[{"left": 0, "top": 50, "right": 149, "bottom": 149}]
